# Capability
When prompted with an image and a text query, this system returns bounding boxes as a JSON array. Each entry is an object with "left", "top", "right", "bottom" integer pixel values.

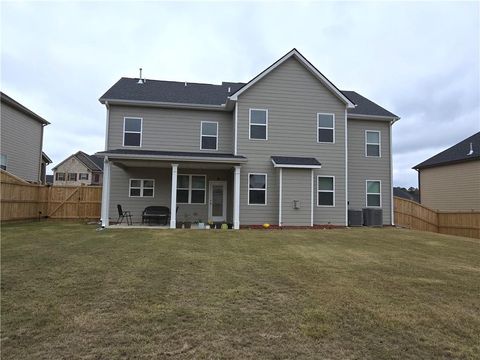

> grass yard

[{"left": 1, "top": 222, "right": 479, "bottom": 359}]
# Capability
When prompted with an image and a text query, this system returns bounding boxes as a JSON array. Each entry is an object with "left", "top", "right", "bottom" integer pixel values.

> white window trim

[
  {"left": 67, "top": 173, "right": 77, "bottom": 181},
  {"left": 366, "top": 180, "right": 382, "bottom": 208},
  {"left": 248, "top": 173, "right": 268, "bottom": 206},
  {"left": 79, "top": 173, "right": 89, "bottom": 180},
  {"left": 55, "top": 172, "right": 65, "bottom": 181},
  {"left": 176, "top": 174, "right": 207, "bottom": 204},
  {"left": 249, "top": 108, "right": 268, "bottom": 141},
  {"left": 200, "top": 121, "right": 218, "bottom": 151},
  {"left": 317, "top": 175, "right": 335, "bottom": 207},
  {"left": 123, "top": 117, "right": 143, "bottom": 147},
  {"left": 365, "top": 130, "right": 381, "bottom": 158},
  {"left": 129, "top": 178, "right": 155, "bottom": 198},
  {"left": 317, "top": 113, "right": 335, "bottom": 144}
]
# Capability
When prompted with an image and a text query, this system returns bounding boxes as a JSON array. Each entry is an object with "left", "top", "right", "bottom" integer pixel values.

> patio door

[{"left": 208, "top": 181, "right": 227, "bottom": 222}]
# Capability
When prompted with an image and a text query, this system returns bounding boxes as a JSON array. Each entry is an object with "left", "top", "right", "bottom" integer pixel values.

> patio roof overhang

[
  {"left": 271, "top": 156, "right": 322, "bottom": 169},
  {"left": 96, "top": 149, "right": 247, "bottom": 168}
]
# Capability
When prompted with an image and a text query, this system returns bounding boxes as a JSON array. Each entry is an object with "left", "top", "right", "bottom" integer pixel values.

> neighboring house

[
  {"left": 393, "top": 187, "right": 419, "bottom": 202},
  {"left": 45, "top": 174, "right": 54, "bottom": 185},
  {"left": 413, "top": 132, "right": 480, "bottom": 211},
  {"left": 52, "top": 151, "right": 104, "bottom": 186},
  {"left": 97, "top": 49, "right": 399, "bottom": 228},
  {"left": 41, "top": 152, "right": 53, "bottom": 184},
  {"left": 0, "top": 91, "right": 50, "bottom": 183}
]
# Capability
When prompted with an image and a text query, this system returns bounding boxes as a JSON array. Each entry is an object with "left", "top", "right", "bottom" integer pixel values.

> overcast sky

[{"left": 1, "top": 1, "right": 479, "bottom": 187}]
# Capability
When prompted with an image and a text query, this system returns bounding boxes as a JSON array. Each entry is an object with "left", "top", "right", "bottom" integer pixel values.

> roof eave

[
  {"left": 271, "top": 159, "right": 322, "bottom": 169},
  {"left": 99, "top": 98, "right": 230, "bottom": 111},
  {"left": 97, "top": 152, "right": 248, "bottom": 164},
  {"left": 348, "top": 113, "right": 400, "bottom": 122},
  {"left": 413, "top": 156, "right": 480, "bottom": 170}
]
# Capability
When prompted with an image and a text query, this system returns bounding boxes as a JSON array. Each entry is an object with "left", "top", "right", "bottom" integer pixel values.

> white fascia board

[
  {"left": 271, "top": 159, "right": 322, "bottom": 169},
  {"left": 101, "top": 153, "right": 248, "bottom": 164},
  {"left": 99, "top": 98, "right": 229, "bottom": 111},
  {"left": 348, "top": 113, "right": 400, "bottom": 121},
  {"left": 229, "top": 49, "right": 355, "bottom": 108}
]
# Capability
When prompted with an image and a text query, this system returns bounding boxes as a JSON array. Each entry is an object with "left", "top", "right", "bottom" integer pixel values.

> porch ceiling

[{"left": 112, "top": 159, "right": 238, "bottom": 170}]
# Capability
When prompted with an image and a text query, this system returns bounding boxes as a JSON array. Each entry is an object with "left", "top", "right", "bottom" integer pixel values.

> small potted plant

[
  {"left": 221, "top": 223, "right": 228, "bottom": 230},
  {"left": 208, "top": 220, "right": 215, "bottom": 230},
  {"left": 197, "top": 219, "right": 205, "bottom": 229},
  {"left": 183, "top": 213, "right": 191, "bottom": 229}
]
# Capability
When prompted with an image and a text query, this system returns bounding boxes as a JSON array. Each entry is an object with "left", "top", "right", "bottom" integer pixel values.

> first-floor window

[
  {"left": 129, "top": 179, "right": 154, "bottom": 197},
  {"left": 317, "top": 176, "right": 335, "bottom": 206},
  {"left": 366, "top": 180, "right": 381, "bottom": 207},
  {"left": 177, "top": 175, "right": 206, "bottom": 204},
  {"left": 67, "top": 173, "right": 77, "bottom": 181},
  {"left": 0, "top": 154, "right": 6, "bottom": 170},
  {"left": 248, "top": 173, "right": 267, "bottom": 205},
  {"left": 79, "top": 173, "right": 89, "bottom": 180},
  {"left": 56, "top": 172, "right": 65, "bottom": 181}
]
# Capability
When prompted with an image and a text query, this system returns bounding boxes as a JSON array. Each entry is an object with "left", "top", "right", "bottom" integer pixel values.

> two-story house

[
  {"left": 0, "top": 91, "right": 51, "bottom": 183},
  {"left": 52, "top": 151, "right": 103, "bottom": 186},
  {"left": 97, "top": 49, "right": 399, "bottom": 228}
]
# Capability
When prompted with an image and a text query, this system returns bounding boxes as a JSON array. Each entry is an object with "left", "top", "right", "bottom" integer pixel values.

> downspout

[
  {"left": 39, "top": 123, "right": 46, "bottom": 183},
  {"left": 390, "top": 118, "right": 399, "bottom": 225}
]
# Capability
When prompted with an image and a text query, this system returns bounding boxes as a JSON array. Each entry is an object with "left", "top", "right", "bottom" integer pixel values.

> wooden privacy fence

[
  {"left": 394, "top": 196, "right": 480, "bottom": 239},
  {"left": 0, "top": 170, "right": 102, "bottom": 221}
]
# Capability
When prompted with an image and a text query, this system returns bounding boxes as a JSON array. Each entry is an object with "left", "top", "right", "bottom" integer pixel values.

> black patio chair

[{"left": 117, "top": 204, "right": 132, "bottom": 225}]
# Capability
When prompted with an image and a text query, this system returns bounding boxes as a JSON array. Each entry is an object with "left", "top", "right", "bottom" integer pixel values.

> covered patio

[{"left": 97, "top": 149, "right": 247, "bottom": 229}]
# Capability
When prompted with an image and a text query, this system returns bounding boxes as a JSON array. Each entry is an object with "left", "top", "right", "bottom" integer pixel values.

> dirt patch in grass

[{"left": 1, "top": 222, "right": 479, "bottom": 359}]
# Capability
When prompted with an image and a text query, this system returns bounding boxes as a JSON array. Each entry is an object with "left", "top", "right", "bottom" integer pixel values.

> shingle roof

[
  {"left": 97, "top": 149, "right": 247, "bottom": 161},
  {"left": 100, "top": 78, "right": 245, "bottom": 106},
  {"left": 342, "top": 91, "right": 399, "bottom": 119},
  {"left": 1, "top": 91, "right": 50, "bottom": 125},
  {"left": 100, "top": 79, "right": 398, "bottom": 119},
  {"left": 271, "top": 156, "right": 322, "bottom": 168},
  {"left": 413, "top": 132, "right": 480, "bottom": 170},
  {"left": 52, "top": 151, "right": 104, "bottom": 171}
]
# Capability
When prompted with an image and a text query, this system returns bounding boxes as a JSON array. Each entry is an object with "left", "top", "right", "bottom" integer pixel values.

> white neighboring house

[{"left": 52, "top": 151, "right": 103, "bottom": 186}]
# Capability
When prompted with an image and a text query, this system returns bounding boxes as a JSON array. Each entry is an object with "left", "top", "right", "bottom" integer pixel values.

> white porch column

[
  {"left": 170, "top": 163, "right": 178, "bottom": 229},
  {"left": 100, "top": 156, "right": 111, "bottom": 228},
  {"left": 278, "top": 168, "right": 283, "bottom": 227},
  {"left": 233, "top": 165, "right": 241, "bottom": 229}
]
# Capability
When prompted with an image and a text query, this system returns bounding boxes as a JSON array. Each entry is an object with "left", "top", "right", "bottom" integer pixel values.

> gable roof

[
  {"left": 228, "top": 49, "right": 355, "bottom": 108},
  {"left": 1, "top": 91, "right": 50, "bottom": 125},
  {"left": 413, "top": 132, "right": 480, "bottom": 170},
  {"left": 99, "top": 49, "right": 399, "bottom": 119},
  {"left": 52, "top": 151, "right": 104, "bottom": 171}
]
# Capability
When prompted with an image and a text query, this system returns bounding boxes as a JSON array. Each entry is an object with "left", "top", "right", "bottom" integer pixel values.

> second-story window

[
  {"left": 317, "top": 113, "right": 335, "bottom": 143},
  {"left": 200, "top": 121, "right": 218, "bottom": 150},
  {"left": 366, "top": 130, "right": 381, "bottom": 157},
  {"left": 123, "top": 117, "right": 142, "bottom": 147},
  {"left": 249, "top": 109, "right": 268, "bottom": 140}
]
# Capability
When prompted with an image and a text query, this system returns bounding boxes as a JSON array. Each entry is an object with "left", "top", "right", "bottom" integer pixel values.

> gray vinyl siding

[
  {"left": 237, "top": 57, "right": 347, "bottom": 225},
  {"left": 109, "top": 164, "right": 233, "bottom": 224},
  {"left": 0, "top": 102, "right": 43, "bottom": 182},
  {"left": 108, "top": 105, "right": 233, "bottom": 153},
  {"left": 281, "top": 169, "right": 312, "bottom": 226},
  {"left": 347, "top": 119, "right": 392, "bottom": 225}
]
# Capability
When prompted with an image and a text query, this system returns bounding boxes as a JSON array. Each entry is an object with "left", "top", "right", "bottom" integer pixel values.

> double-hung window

[
  {"left": 177, "top": 175, "right": 206, "bottom": 204},
  {"left": 123, "top": 117, "right": 142, "bottom": 147},
  {"left": 365, "top": 131, "right": 381, "bottom": 157},
  {"left": 55, "top": 172, "right": 65, "bottom": 181},
  {"left": 366, "top": 180, "right": 381, "bottom": 207},
  {"left": 317, "top": 113, "right": 335, "bottom": 143},
  {"left": 79, "top": 173, "right": 89, "bottom": 180},
  {"left": 0, "top": 154, "right": 6, "bottom": 170},
  {"left": 67, "top": 173, "right": 77, "bottom": 181},
  {"left": 249, "top": 109, "right": 268, "bottom": 140},
  {"left": 200, "top": 121, "right": 218, "bottom": 150},
  {"left": 129, "top": 179, "right": 154, "bottom": 197},
  {"left": 248, "top": 173, "right": 267, "bottom": 205},
  {"left": 317, "top": 176, "right": 335, "bottom": 206}
]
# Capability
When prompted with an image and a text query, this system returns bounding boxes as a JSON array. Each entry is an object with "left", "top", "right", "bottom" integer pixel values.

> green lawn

[{"left": 1, "top": 222, "right": 479, "bottom": 359}]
